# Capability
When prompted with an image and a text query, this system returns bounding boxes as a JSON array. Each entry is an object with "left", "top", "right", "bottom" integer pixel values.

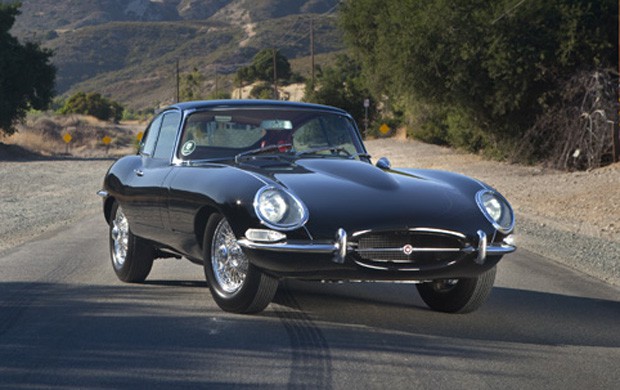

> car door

[{"left": 122, "top": 110, "right": 181, "bottom": 240}]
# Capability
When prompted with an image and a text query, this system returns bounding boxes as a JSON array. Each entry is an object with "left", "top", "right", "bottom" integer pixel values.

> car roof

[{"left": 167, "top": 99, "right": 350, "bottom": 115}]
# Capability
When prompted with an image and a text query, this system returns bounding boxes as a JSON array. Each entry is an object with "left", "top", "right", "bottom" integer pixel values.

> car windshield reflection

[{"left": 177, "top": 108, "right": 364, "bottom": 162}]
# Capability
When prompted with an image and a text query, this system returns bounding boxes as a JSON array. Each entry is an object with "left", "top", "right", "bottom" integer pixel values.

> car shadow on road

[
  {"left": 273, "top": 280, "right": 620, "bottom": 348},
  {"left": 0, "top": 280, "right": 289, "bottom": 389},
  {"left": 142, "top": 279, "right": 208, "bottom": 288},
  {"left": 0, "top": 279, "right": 618, "bottom": 388}
]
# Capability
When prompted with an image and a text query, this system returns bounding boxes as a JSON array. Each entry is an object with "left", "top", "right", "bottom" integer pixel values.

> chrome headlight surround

[
  {"left": 253, "top": 186, "right": 309, "bottom": 231},
  {"left": 475, "top": 189, "right": 515, "bottom": 234}
]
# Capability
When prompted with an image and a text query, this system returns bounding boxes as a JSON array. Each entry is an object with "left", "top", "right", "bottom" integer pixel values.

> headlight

[
  {"left": 254, "top": 186, "right": 308, "bottom": 230},
  {"left": 476, "top": 190, "right": 515, "bottom": 233}
]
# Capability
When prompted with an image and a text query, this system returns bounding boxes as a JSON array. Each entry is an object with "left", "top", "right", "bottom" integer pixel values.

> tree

[
  {"left": 59, "top": 92, "right": 123, "bottom": 122},
  {"left": 304, "top": 54, "right": 374, "bottom": 132},
  {"left": 340, "top": 0, "right": 618, "bottom": 158},
  {"left": 235, "top": 49, "right": 292, "bottom": 86},
  {"left": 0, "top": 3, "right": 55, "bottom": 136},
  {"left": 179, "top": 68, "right": 205, "bottom": 101}
]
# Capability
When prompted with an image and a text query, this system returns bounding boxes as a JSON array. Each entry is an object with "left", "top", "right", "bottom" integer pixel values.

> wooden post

[
  {"left": 310, "top": 18, "right": 315, "bottom": 88},
  {"left": 176, "top": 58, "right": 180, "bottom": 103},
  {"left": 273, "top": 48, "right": 278, "bottom": 100},
  {"left": 612, "top": 120, "right": 619, "bottom": 163}
]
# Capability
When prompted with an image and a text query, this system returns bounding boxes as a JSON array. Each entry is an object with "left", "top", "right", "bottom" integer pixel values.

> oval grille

[{"left": 352, "top": 230, "right": 469, "bottom": 269}]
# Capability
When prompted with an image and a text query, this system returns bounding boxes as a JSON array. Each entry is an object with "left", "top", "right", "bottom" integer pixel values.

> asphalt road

[{"left": 1, "top": 213, "right": 619, "bottom": 389}]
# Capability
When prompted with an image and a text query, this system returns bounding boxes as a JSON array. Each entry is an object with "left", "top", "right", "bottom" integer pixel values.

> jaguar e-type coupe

[{"left": 98, "top": 100, "right": 516, "bottom": 314}]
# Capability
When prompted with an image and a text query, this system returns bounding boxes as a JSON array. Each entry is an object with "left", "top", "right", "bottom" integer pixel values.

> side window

[
  {"left": 140, "top": 115, "right": 163, "bottom": 156},
  {"left": 153, "top": 112, "right": 181, "bottom": 160}
]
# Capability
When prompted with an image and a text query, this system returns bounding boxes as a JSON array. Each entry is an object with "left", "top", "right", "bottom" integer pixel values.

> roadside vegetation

[
  {"left": 58, "top": 92, "right": 124, "bottom": 123},
  {"left": 0, "top": 3, "right": 55, "bottom": 136},
  {"left": 337, "top": 0, "right": 618, "bottom": 170}
]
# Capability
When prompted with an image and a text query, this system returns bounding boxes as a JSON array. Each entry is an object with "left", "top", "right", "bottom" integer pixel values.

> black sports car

[{"left": 98, "top": 100, "right": 516, "bottom": 314}]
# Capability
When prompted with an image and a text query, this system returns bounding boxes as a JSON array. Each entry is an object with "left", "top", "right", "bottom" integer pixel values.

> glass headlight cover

[
  {"left": 476, "top": 190, "right": 515, "bottom": 233},
  {"left": 253, "top": 186, "right": 308, "bottom": 230}
]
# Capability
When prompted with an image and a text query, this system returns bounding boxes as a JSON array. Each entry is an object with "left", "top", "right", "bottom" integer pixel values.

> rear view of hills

[{"left": 4, "top": 0, "right": 343, "bottom": 110}]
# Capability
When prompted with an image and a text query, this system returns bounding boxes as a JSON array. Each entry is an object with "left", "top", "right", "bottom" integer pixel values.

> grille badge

[{"left": 402, "top": 244, "right": 414, "bottom": 255}]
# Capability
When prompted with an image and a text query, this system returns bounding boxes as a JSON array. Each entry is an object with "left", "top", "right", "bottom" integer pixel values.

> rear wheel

[
  {"left": 109, "top": 202, "right": 154, "bottom": 282},
  {"left": 203, "top": 213, "right": 278, "bottom": 314},
  {"left": 416, "top": 266, "right": 497, "bottom": 313}
]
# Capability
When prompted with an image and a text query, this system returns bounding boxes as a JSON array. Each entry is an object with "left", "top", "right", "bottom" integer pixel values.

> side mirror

[{"left": 376, "top": 157, "right": 391, "bottom": 170}]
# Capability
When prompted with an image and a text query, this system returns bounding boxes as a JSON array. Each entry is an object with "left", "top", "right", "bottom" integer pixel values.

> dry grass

[{"left": 2, "top": 113, "right": 145, "bottom": 158}]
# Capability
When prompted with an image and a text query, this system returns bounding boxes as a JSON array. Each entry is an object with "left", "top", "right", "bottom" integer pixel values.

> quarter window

[
  {"left": 153, "top": 112, "right": 181, "bottom": 160},
  {"left": 140, "top": 115, "right": 163, "bottom": 156}
]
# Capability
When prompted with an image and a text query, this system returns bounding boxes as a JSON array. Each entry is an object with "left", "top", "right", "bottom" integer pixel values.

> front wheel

[
  {"left": 203, "top": 214, "right": 278, "bottom": 314},
  {"left": 416, "top": 266, "right": 497, "bottom": 313},
  {"left": 109, "top": 202, "right": 155, "bottom": 283}
]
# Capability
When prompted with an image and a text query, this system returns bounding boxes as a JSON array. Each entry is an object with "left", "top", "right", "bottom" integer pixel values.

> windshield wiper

[
  {"left": 296, "top": 147, "right": 371, "bottom": 160},
  {"left": 296, "top": 146, "right": 351, "bottom": 158},
  {"left": 234, "top": 144, "right": 293, "bottom": 163},
  {"left": 350, "top": 152, "right": 372, "bottom": 160}
]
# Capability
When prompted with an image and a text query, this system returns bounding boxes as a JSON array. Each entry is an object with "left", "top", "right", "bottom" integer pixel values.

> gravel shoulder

[
  {"left": 1, "top": 139, "right": 618, "bottom": 286},
  {"left": 0, "top": 158, "right": 114, "bottom": 253}
]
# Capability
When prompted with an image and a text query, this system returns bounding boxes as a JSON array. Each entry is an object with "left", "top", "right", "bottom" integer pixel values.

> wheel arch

[
  {"left": 103, "top": 196, "right": 117, "bottom": 224},
  {"left": 194, "top": 204, "right": 221, "bottom": 251}
]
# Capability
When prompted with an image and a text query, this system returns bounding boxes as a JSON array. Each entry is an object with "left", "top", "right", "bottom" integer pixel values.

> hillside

[{"left": 4, "top": 0, "right": 343, "bottom": 110}]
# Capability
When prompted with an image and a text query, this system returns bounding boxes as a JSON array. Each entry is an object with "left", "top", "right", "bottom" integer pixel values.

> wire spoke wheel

[
  {"left": 204, "top": 213, "right": 278, "bottom": 314},
  {"left": 211, "top": 218, "right": 248, "bottom": 294},
  {"left": 108, "top": 202, "right": 154, "bottom": 283},
  {"left": 111, "top": 207, "right": 130, "bottom": 269}
]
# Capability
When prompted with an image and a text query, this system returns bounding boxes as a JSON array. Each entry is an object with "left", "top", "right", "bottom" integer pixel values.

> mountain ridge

[{"left": 3, "top": 0, "right": 343, "bottom": 110}]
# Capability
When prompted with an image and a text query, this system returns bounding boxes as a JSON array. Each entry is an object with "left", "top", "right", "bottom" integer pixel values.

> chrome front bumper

[{"left": 237, "top": 228, "right": 515, "bottom": 266}]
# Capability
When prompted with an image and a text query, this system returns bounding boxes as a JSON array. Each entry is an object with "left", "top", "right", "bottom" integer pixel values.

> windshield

[{"left": 176, "top": 108, "right": 365, "bottom": 161}]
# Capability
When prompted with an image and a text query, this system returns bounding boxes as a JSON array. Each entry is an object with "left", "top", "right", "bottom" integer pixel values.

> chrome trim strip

[
  {"left": 237, "top": 239, "right": 337, "bottom": 254},
  {"left": 97, "top": 190, "right": 109, "bottom": 198},
  {"left": 355, "top": 247, "right": 465, "bottom": 253},
  {"left": 353, "top": 261, "right": 408, "bottom": 271},
  {"left": 351, "top": 229, "right": 372, "bottom": 238},
  {"left": 360, "top": 258, "right": 425, "bottom": 264},
  {"left": 407, "top": 227, "right": 467, "bottom": 239},
  {"left": 351, "top": 227, "right": 467, "bottom": 239}
]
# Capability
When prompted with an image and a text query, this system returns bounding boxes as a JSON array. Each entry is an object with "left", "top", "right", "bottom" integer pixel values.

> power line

[{"left": 492, "top": 0, "right": 528, "bottom": 24}]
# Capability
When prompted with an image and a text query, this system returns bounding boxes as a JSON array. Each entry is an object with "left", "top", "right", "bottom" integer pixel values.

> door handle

[{"left": 134, "top": 169, "right": 144, "bottom": 177}]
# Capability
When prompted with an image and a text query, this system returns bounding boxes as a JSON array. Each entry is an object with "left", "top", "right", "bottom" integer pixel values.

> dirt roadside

[{"left": 1, "top": 138, "right": 618, "bottom": 285}]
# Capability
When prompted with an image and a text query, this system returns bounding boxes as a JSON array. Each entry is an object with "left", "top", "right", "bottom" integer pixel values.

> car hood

[{"left": 244, "top": 158, "right": 491, "bottom": 239}]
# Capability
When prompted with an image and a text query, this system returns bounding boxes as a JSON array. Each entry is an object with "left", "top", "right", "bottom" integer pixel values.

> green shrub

[
  {"left": 59, "top": 92, "right": 123, "bottom": 122},
  {"left": 249, "top": 82, "right": 275, "bottom": 99}
]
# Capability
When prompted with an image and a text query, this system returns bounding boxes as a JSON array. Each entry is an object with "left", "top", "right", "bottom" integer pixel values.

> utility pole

[
  {"left": 310, "top": 18, "right": 315, "bottom": 88},
  {"left": 363, "top": 98, "right": 369, "bottom": 137},
  {"left": 612, "top": 120, "right": 619, "bottom": 163},
  {"left": 273, "top": 48, "right": 278, "bottom": 100},
  {"left": 175, "top": 58, "right": 180, "bottom": 103},
  {"left": 214, "top": 64, "right": 219, "bottom": 97}
]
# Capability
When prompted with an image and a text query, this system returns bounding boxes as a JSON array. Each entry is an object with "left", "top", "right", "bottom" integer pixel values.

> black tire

[
  {"left": 416, "top": 266, "right": 497, "bottom": 314},
  {"left": 109, "top": 202, "right": 154, "bottom": 283},
  {"left": 203, "top": 213, "right": 278, "bottom": 314}
]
